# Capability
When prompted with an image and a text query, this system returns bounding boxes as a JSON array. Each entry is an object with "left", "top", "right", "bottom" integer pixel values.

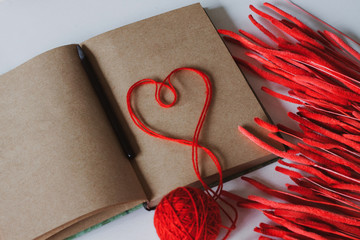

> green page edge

[{"left": 66, "top": 204, "right": 143, "bottom": 239}]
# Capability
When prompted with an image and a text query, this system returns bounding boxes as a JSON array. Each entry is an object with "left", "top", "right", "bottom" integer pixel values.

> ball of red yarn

[{"left": 154, "top": 187, "right": 222, "bottom": 240}]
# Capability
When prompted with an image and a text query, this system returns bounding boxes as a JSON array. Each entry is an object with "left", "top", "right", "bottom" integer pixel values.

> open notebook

[{"left": 0, "top": 3, "right": 281, "bottom": 240}]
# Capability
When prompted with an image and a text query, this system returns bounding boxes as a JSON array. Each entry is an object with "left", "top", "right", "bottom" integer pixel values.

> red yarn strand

[{"left": 127, "top": 68, "right": 239, "bottom": 239}]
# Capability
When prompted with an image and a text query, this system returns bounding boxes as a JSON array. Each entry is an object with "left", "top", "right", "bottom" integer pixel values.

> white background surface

[{"left": 1, "top": 0, "right": 359, "bottom": 239}]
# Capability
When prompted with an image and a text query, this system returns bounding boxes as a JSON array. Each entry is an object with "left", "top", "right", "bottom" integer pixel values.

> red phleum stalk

[
  {"left": 324, "top": 30, "right": 360, "bottom": 62},
  {"left": 248, "top": 14, "right": 279, "bottom": 44},
  {"left": 275, "top": 166, "right": 303, "bottom": 179},
  {"left": 238, "top": 29, "right": 273, "bottom": 48},
  {"left": 245, "top": 52, "right": 278, "bottom": 68}
]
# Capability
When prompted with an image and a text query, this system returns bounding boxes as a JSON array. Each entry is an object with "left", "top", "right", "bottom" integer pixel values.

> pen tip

[
  {"left": 76, "top": 45, "right": 85, "bottom": 60},
  {"left": 127, "top": 153, "right": 136, "bottom": 160}
]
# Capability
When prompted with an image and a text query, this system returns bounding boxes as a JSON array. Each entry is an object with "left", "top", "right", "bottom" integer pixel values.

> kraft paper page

[
  {"left": 0, "top": 45, "right": 146, "bottom": 240},
  {"left": 82, "top": 3, "right": 282, "bottom": 204}
]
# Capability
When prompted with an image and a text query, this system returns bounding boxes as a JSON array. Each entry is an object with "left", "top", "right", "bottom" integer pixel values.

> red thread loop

[
  {"left": 126, "top": 67, "right": 222, "bottom": 196},
  {"left": 126, "top": 67, "right": 238, "bottom": 239}
]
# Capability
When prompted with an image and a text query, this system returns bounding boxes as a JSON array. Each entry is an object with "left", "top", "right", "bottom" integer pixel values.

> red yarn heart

[{"left": 126, "top": 67, "right": 223, "bottom": 195}]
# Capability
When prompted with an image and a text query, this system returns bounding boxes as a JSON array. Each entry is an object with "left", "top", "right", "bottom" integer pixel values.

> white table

[{"left": 1, "top": 0, "right": 359, "bottom": 239}]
